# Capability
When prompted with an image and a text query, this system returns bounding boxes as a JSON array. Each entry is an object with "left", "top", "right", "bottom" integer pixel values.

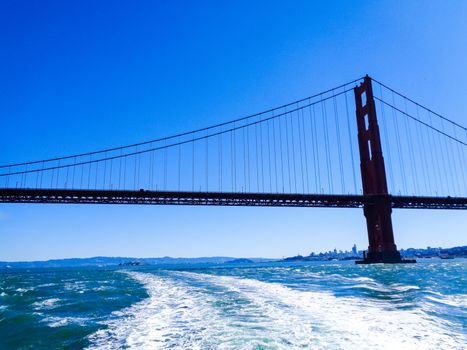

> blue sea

[{"left": 0, "top": 259, "right": 466, "bottom": 349}]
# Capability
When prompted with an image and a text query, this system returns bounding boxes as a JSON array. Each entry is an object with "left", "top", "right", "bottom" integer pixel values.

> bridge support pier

[{"left": 354, "top": 76, "right": 415, "bottom": 264}]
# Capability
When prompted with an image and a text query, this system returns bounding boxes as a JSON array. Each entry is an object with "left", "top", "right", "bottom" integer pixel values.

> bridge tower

[{"left": 354, "top": 76, "right": 414, "bottom": 264}]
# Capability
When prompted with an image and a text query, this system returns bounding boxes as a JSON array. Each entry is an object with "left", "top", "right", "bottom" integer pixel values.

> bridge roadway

[{"left": 0, "top": 188, "right": 466, "bottom": 210}]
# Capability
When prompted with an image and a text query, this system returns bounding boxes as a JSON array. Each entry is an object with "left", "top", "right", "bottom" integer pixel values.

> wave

[
  {"left": 86, "top": 271, "right": 466, "bottom": 350},
  {"left": 426, "top": 294, "right": 467, "bottom": 308},
  {"left": 42, "top": 315, "right": 89, "bottom": 328},
  {"left": 32, "top": 298, "right": 61, "bottom": 310}
]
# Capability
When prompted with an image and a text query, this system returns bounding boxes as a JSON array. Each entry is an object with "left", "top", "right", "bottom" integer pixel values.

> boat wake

[{"left": 86, "top": 270, "right": 465, "bottom": 350}]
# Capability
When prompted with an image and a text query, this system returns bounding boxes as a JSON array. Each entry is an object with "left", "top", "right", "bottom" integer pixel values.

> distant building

[{"left": 352, "top": 244, "right": 357, "bottom": 256}]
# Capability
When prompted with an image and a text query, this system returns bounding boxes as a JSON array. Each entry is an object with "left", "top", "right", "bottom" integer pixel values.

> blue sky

[{"left": 1, "top": 0, "right": 466, "bottom": 261}]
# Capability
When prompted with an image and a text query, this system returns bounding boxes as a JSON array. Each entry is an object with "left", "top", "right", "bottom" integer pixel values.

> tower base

[{"left": 355, "top": 251, "right": 416, "bottom": 264}]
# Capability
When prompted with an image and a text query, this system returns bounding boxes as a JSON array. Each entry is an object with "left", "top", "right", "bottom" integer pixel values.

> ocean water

[{"left": 0, "top": 259, "right": 465, "bottom": 349}]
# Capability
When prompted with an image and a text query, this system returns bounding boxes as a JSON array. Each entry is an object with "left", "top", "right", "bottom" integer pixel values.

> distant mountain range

[{"left": 0, "top": 256, "right": 275, "bottom": 268}]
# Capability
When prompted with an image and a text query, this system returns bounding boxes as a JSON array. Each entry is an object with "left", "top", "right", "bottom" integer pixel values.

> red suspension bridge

[{"left": 1, "top": 76, "right": 466, "bottom": 263}]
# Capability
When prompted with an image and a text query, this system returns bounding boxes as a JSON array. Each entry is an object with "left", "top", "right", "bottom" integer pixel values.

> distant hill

[
  {"left": 225, "top": 258, "right": 255, "bottom": 264},
  {"left": 0, "top": 256, "right": 274, "bottom": 268}
]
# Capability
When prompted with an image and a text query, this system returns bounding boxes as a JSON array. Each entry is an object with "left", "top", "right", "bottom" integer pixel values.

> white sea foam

[
  {"left": 32, "top": 298, "right": 61, "bottom": 310},
  {"left": 37, "top": 283, "right": 57, "bottom": 288},
  {"left": 43, "top": 316, "right": 89, "bottom": 328},
  {"left": 86, "top": 271, "right": 466, "bottom": 350},
  {"left": 426, "top": 294, "right": 467, "bottom": 308},
  {"left": 92, "top": 286, "right": 112, "bottom": 292},
  {"left": 391, "top": 284, "right": 420, "bottom": 292},
  {"left": 86, "top": 271, "right": 250, "bottom": 349},
  {"left": 64, "top": 281, "right": 86, "bottom": 293},
  {"left": 180, "top": 272, "right": 466, "bottom": 350}
]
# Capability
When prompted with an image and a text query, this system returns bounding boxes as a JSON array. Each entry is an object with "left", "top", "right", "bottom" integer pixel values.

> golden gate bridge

[{"left": 1, "top": 76, "right": 466, "bottom": 264}]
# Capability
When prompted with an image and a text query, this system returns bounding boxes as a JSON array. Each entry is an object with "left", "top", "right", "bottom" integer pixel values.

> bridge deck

[{"left": 0, "top": 188, "right": 466, "bottom": 209}]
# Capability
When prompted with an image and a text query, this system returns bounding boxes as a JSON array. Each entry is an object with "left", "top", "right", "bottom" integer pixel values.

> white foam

[
  {"left": 64, "top": 281, "right": 87, "bottom": 293},
  {"left": 391, "top": 284, "right": 420, "bottom": 292},
  {"left": 32, "top": 298, "right": 61, "bottom": 310},
  {"left": 43, "top": 316, "right": 89, "bottom": 328},
  {"left": 92, "top": 286, "right": 112, "bottom": 292},
  {"left": 86, "top": 271, "right": 466, "bottom": 350},
  {"left": 426, "top": 294, "right": 467, "bottom": 308},
  {"left": 180, "top": 272, "right": 466, "bottom": 350},
  {"left": 87, "top": 271, "right": 248, "bottom": 349}
]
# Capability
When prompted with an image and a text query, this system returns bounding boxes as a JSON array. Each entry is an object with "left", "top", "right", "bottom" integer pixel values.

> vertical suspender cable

[
  {"left": 403, "top": 99, "right": 419, "bottom": 195},
  {"left": 243, "top": 123, "right": 247, "bottom": 192},
  {"left": 441, "top": 119, "right": 459, "bottom": 196},
  {"left": 391, "top": 92, "right": 407, "bottom": 194},
  {"left": 192, "top": 135, "right": 195, "bottom": 192},
  {"left": 432, "top": 112, "right": 450, "bottom": 195},
  {"left": 259, "top": 120, "right": 265, "bottom": 192},
  {"left": 414, "top": 106, "right": 430, "bottom": 195},
  {"left": 322, "top": 100, "right": 333, "bottom": 193},
  {"left": 255, "top": 123, "right": 260, "bottom": 192},
  {"left": 453, "top": 125, "right": 466, "bottom": 194},
  {"left": 301, "top": 108, "right": 310, "bottom": 193},
  {"left": 427, "top": 110, "right": 443, "bottom": 195},
  {"left": 246, "top": 120, "right": 250, "bottom": 192},
  {"left": 313, "top": 104, "right": 321, "bottom": 193},
  {"left": 218, "top": 127, "right": 223, "bottom": 192},
  {"left": 178, "top": 139, "right": 181, "bottom": 191},
  {"left": 272, "top": 112, "right": 278, "bottom": 193},
  {"left": 233, "top": 124, "right": 237, "bottom": 191},
  {"left": 206, "top": 130, "right": 209, "bottom": 192},
  {"left": 267, "top": 119, "right": 272, "bottom": 192},
  {"left": 333, "top": 95, "right": 345, "bottom": 193},
  {"left": 344, "top": 90, "right": 358, "bottom": 194},
  {"left": 290, "top": 108, "right": 298, "bottom": 193},
  {"left": 278, "top": 111, "right": 285, "bottom": 193},
  {"left": 297, "top": 106, "right": 305, "bottom": 193},
  {"left": 284, "top": 108, "right": 292, "bottom": 192}
]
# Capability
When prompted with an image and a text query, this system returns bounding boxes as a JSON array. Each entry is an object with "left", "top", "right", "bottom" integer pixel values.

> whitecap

[
  {"left": 43, "top": 316, "right": 89, "bottom": 328},
  {"left": 426, "top": 294, "right": 467, "bottom": 308},
  {"left": 64, "top": 281, "right": 87, "bottom": 293},
  {"left": 92, "top": 286, "right": 112, "bottom": 292},
  {"left": 32, "top": 298, "right": 61, "bottom": 310},
  {"left": 391, "top": 285, "right": 420, "bottom": 292}
]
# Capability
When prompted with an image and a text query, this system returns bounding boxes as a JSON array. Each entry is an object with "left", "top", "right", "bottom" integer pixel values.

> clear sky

[{"left": 1, "top": 0, "right": 466, "bottom": 261}]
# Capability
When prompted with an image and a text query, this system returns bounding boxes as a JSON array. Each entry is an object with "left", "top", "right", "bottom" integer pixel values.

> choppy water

[{"left": 0, "top": 259, "right": 466, "bottom": 349}]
